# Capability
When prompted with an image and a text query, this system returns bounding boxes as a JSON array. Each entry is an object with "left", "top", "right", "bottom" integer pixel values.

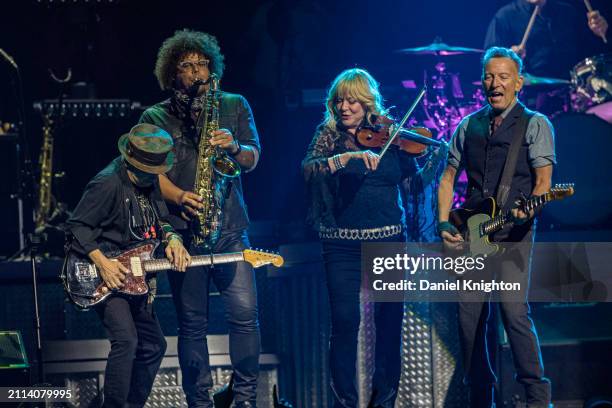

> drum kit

[
  {"left": 397, "top": 38, "right": 612, "bottom": 213},
  {"left": 396, "top": 38, "right": 612, "bottom": 141},
  {"left": 396, "top": 38, "right": 486, "bottom": 141}
]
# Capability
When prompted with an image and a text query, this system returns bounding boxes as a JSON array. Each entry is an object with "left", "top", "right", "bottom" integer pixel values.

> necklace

[{"left": 129, "top": 189, "right": 158, "bottom": 240}]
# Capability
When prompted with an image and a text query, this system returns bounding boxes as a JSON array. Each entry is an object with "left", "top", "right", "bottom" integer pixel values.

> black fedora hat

[{"left": 118, "top": 124, "right": 174, "bottom": 174}]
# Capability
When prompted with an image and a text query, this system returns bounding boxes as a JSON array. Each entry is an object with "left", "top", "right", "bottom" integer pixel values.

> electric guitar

[
  {"left": 449, "top": 184, "right": 575, "bottom": 256},
  {"left": 62, "top": 241, "right": 284, "bottom": 309}
]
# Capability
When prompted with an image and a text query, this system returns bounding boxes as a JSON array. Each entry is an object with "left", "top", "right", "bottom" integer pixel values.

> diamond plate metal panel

[
  {"left": 397, "top": 302, "right": 434, "bottom": 407},
  {"left": 256, "top": 367, "right": 278, "bottom": 408},
  {"left": 152, "top": 368, "right": 180, "bottom": 388},
  {"left": 146, "top": 385, "right": 187, "bottom": 408},
  {"left": 431, "top": 303, "right": 468, "bottom": 408},
  {"left": 395, "top": 302, "right": 468, "bottom": 408},
  {"left": 47, "top": 362, "right": 278, "bottom": 407},
  {"left": 62, "top": 374, "right": 101, "bottom": 408},
  {"left": 357, "top": 291, "right": 375, "bottom": 408}
]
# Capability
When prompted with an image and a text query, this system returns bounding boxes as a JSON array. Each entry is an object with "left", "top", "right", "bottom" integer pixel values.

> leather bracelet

[
  {"left": 163, "top": 232, "right": 183, "bottom": 246},
  {"left": 160, "top": 223, "right": 174, "bottom": 235}
]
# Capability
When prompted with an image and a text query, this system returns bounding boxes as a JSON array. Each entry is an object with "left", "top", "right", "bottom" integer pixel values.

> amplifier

[{"left": 0, "top": 331, "right": 30, "bottom": 387}]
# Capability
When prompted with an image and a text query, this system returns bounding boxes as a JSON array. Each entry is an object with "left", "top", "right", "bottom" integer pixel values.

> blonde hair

[{"left": 323, "top": 68, "right": 385, "bottom": 130}]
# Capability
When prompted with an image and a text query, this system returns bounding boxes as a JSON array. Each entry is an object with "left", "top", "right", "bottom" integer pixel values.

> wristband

[
  {"left": 163, "top": 232, "right": 183, "bottom": 246},
  {"left": 437, "top": 221, "right": 460, "bottom": 236}
]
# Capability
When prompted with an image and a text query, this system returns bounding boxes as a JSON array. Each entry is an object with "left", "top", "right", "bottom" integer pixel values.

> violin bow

[{"left": 379, "top": 85, "right": 427, "bottom": 159}]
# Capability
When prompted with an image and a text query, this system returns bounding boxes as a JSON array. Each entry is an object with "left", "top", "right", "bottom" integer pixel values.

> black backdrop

[{"left": 1, "top": 0, "right": 611, "bottom": 253}]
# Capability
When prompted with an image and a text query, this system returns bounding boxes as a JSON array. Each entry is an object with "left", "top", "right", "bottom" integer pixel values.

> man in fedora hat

[{"left": 67, "top": 123, "right": 190, "bottom": 407}]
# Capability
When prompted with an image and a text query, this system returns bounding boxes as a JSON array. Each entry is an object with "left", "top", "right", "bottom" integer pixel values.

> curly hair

[
  {"left": 154, "top": 29, "right": 225, "bottom": 91},
  {"left": 323, "top": 68, "right": 385, "bottom": 131}
]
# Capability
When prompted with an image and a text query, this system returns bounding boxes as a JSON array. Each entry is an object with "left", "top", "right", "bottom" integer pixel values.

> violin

[{"left": 356, "top": 114, "right": 444, "bottom": 156}]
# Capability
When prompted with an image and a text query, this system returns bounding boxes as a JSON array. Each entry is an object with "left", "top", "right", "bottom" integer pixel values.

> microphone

[{"left": 0, "top": 48, "right": 18, "bottom": 70}]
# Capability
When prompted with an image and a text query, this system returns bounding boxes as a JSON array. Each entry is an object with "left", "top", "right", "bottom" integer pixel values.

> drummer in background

[{"left": 484, "top": 0, "right": 610, "bottom": 78}]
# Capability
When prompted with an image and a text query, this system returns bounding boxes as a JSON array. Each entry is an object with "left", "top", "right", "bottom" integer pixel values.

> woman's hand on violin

[{"left": 345, "top": 150, "right": 380, "bottom": 171}]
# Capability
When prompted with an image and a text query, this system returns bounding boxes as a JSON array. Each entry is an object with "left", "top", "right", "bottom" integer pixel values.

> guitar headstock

[
  {"left": 243, "top": 249, "right": 284, "bottom": 268},
  {"left": 549, "top": 183, "right": 575, "bottom": 201}
]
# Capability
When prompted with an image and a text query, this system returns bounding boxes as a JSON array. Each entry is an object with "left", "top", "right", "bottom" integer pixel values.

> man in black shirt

[
  {"left": 139, "top": 30, "right": 261, "bottom": 408},
  {"left": 484, "top": 0, "right": 609, "bottom": 78},
  {"left": 438, "top": 47, "right": 555, "bottom": 407},
  {"left": 67, "top": 123, "right": 190, "bottom": 407}
]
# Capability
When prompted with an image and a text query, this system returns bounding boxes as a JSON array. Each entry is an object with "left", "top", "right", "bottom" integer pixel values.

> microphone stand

[
  {"left": 1, "top": 48, "right": 34, "bottom": 256},
  {"left": 1, "top": 47, "right": 49, "bottom": 388}
]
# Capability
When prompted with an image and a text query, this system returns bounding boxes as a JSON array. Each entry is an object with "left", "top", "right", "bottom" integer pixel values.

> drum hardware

[
  {"left": 396, "top": 37, "right": 484, "bottom": 56},
  {"left": 522, "top": 72, "right": 570, "bottom": 86},
  {"left": 570, "top": 54, "right": 612, "bottom": 123}
]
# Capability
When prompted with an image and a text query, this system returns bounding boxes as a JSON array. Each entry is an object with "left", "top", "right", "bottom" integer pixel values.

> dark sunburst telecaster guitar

[
  {"left": 449, "top": 184, "right": 575, "bottom": 257},
  {"left": 62, "top": 241, "right": 284, "bottom": 309}
]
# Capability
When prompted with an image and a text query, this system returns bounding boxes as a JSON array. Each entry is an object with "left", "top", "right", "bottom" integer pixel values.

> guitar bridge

[{"left": 75, "top": 262, "right": 98, "bottom": 282}]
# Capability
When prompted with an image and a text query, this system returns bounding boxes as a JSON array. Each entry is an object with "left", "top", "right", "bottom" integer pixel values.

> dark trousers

[
  {"left": 96, "top": 296, "right": 167, "bottom": 408},
  {"left": 322, "top": 239, "right": 403, "bottom": 408},
  {"left": 458, "top": 231, "right": 551, "bottom": 407},
  {"left": 168, "top": 230, "right": 260, "bottom": 407}
]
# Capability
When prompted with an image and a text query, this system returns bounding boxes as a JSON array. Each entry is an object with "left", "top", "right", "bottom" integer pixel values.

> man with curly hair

[{"left": 139, "top": 29, "right": 261, "bottom": 408}]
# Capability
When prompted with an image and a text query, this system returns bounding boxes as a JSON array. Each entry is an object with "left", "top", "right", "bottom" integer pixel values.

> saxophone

[
  {"left": 35, "top": 114, "right": 54, "bottom": 233},
  {"left": 192, "top": 74, "right": 241, "bottom": 249}
]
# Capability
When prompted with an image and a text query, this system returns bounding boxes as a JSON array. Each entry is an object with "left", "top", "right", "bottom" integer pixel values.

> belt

[{"left": 319, "top": 224, "right": 403, "bottom": 241}]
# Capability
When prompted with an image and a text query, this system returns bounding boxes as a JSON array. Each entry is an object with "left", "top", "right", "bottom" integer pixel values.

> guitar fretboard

[
  {"left": 143, "top": 252, "right": 244, "bottom": 272},
  {"left": 481, "top": 194, "right": 549, "bottom": 235}
]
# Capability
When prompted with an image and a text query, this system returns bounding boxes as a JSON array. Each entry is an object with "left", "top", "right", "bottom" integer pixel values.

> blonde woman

[{"left": 302, "top": 68, "right": 445, "bottom": 407}]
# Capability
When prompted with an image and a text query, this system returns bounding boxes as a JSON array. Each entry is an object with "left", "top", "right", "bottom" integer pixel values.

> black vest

[{"left": 463, "top": 102, "right": 535, "bottom": 212}]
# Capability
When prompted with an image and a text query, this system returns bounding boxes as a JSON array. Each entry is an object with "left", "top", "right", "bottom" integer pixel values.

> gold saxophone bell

[{"left": 212, "top": 154, "right": 241, "bottom": 178}]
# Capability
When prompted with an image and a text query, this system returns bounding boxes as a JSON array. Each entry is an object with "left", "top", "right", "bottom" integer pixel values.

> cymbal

[
  {"left": 396, "top": 39, "right": 484, "bottom": 56},
  {"left": 522, "top": 72, "right": 570, "bottom": 86}
]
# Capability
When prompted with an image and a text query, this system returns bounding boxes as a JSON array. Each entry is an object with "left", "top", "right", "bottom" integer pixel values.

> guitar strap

[{"left": 496, "top": 107, "right": 535, "bottom": 208}]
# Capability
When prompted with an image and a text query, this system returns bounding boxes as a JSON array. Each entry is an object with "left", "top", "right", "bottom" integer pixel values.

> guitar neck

[
  {"left": 143, "top": 252, "right": 245, "bottom": 272},
  {"left": 482, "top": 194, "right": 550, "bottom": 235}
]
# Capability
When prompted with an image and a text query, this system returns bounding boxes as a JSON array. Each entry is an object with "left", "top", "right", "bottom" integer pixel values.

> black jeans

[
  {"left": 458, "top": 230, "right": 551, "bottom": 407},
  {"left": 95, "top": 295, "right": 167, "bottom": 408},
  {"left": 168, "top": 230, "right": 260, "bottom": 407},
  {"left": 322, "top": 239, "right": 404, "bottom": 408}
]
